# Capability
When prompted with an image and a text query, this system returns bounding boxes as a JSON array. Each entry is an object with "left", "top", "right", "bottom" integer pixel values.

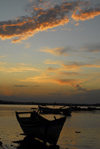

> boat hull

[{"left": 16, "top": 112, "right": 66, "bottom": 145}]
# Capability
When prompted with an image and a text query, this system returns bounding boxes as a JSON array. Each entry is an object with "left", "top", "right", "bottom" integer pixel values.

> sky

[{"left": 0, "top": 0, "right": 100, "bottom": 103}]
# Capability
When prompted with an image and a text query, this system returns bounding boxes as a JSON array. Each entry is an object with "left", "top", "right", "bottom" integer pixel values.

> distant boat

[
  {"left": 38, "top": 105, "right": 72, "bottom": 116},
  {"left": 70, "top": 106, "right": 97, "bottom": 111},
  {"left": 16, "top": 111, "right": 66, "bottom": 145}
]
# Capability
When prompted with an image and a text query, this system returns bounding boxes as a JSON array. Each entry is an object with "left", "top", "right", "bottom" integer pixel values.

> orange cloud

[
  {"left": 53, "top": 78, "right": 81, "bottom": 86},
  {"left": 44, "top": 59, "right": 62, "bottom": 65},
  {"left": 0, "top": 65, "right": 39, "bottom": 73},
  {"left": 0, "top": 1, "right": 74, "bottom": 42},
  {"left": 20, "top": 72, "right": 83, "bottom": 89},
  {"left": 63, "top": 63, "right": 81, "bottom": 71},
  {"left": 86, "top": 64, "right": 100, "bottom": 68},
  {"left": 0, "top": 0, "right": 100, "bottom": 42},
  {"left": 0, "top": 85, "right": 13, "bottom": 96},
  {"left": 40, "top": 47, "right": 68, "bottom": 56},
  {"left": 62, "top": 63, "right": 100, "bottom": 71},
  {"left": 72, "top": 8, "right": 100, "bottom": 21}
]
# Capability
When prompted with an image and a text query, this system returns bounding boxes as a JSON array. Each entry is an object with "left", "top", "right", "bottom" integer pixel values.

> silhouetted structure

[
  {"left": 38, "top": 105, "right": 72, "bottom": 116},
  {"left": 16, "top": 111, "right": 66, "bottom": 145}
]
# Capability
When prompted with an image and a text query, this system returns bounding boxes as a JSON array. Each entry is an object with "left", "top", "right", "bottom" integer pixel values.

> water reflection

[{"left": 14, "top": 136, "right": 59, "bottom": 149}]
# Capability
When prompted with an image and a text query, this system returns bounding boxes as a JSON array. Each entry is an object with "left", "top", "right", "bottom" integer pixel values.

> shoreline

[{"left": 0, "top": 100, "right": 100, "bottom": 107}]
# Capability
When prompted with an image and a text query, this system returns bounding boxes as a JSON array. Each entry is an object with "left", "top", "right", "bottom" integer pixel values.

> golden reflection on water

[
  {"left": 58, "top": 111, "right": 100, "bottom": 149},
  {"left": 0, "top": 105, "right": 100, "bottom": 149}
]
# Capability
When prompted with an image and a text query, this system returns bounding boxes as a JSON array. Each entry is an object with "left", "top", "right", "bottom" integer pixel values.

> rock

[{"left": 75, "top": 131, "right": 81, "bottom": 133}]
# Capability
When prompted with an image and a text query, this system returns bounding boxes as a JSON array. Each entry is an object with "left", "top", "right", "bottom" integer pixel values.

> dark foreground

[
  {"left": 0, "top": 136, "right": 59, "bottom": 149},
  {"left": 15, "top": 136, "right": 59, "bottom": 149},
  {"left": 0, "top": 105, "right": 100, "bottom": 149}
]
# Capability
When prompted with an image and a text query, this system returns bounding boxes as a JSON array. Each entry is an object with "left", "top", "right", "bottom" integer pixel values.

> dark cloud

[
  {"left": 75, "top": 84, "right": 87, "bottom": 92},
  {"left": 47, "top": 89, "right": 100, "bottom": 104},
  {"left": 83, "top": 43, "right": 100, "bottom": 53},
  {"left": 0, "top": 0, "right": 100, "bottom": 42},
  {"left": 47, "top": 67, "right": 59, "bottom": 71},
  {"left": 70, "top": 89, "right": 100, "bottom": 104},
  {"left": 0, "top": 1, "right": 79, "bottom": 42},
  {"left": 14, "top": 84, "right": 29, "bottom": 88},
  {"left": 59, "top": 71, "right": 79, "bottom": 76},
  {"left": 0, "top": 89, "right": 100, "bottom": 104},
  {"left": 14, "top": 84, "right": 39, "bottom": 88}
]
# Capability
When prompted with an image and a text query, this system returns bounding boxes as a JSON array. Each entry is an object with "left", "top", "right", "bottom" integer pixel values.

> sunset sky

[{"left": 0, "top": 0, "right": 100, "bottom": 103}]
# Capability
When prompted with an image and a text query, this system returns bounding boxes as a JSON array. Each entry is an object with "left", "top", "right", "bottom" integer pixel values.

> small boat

[
  {"left": 38, "top": 105, "right": 71, "bottom": 116},
  {"left": 16, "top": 111, "right": 66, "bottom": 145}
]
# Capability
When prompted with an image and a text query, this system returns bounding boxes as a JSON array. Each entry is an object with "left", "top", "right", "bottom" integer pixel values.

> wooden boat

[
  {"left": 38, "top": 105, "right": 71, "bottom": 116},
  {"left": 16, "top": 111, "right": 66, "bottom": 145}
]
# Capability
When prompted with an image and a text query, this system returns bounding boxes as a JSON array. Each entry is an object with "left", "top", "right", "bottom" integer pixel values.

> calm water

[{"left": 0, "top": 105, "right": 100, "bottom": 149}]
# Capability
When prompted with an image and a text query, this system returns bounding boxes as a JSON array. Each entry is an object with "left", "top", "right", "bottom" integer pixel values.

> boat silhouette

[
  {"left": 16, "top": 111, "right": 66, "bottom": 145},
  {"left": 38, "top": 105, "right": 71, "bottom": 116}
]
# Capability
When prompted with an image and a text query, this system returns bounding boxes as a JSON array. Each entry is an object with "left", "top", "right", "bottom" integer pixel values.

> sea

[{"left": 0, "top": 104, "right": 100, "bottom": 149}]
